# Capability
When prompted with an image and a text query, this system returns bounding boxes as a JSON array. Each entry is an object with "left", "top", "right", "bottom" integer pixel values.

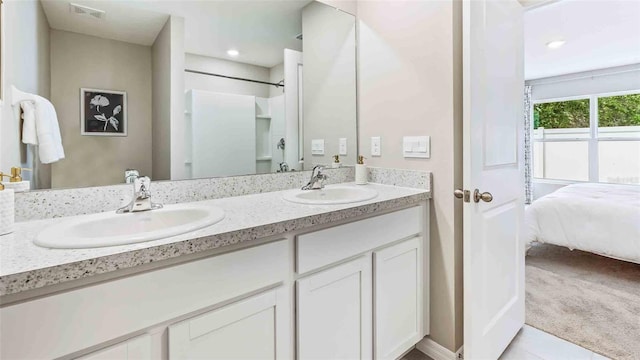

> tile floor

[
  {"left": 501, "top": 325, "right": 610, "bottom": 360},
  {"left": 401, "top": 325, "right": 608, "bottom": 360}
]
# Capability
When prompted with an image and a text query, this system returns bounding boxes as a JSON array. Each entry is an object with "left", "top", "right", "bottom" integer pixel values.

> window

[{"left": 532, "top": 92, "right": 640, "bottom": 185}]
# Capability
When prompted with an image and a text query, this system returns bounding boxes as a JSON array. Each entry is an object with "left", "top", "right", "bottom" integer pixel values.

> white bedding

[{"left": 525, "top": 183, "right": 640, "bottom": 264}]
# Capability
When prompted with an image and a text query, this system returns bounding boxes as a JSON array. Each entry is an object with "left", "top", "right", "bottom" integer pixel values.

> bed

[{"left": 525, "top": 183, "right": 640, "bottom": 264}]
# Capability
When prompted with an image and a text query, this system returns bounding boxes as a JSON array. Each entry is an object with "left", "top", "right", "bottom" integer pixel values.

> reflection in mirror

[{"left": 0, "top": 0, "right": 357, "bottom": 190}]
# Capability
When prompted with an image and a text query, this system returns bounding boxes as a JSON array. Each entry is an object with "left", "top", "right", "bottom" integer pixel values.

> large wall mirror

[{"left": 0, "top": 0, "right": 357, "bottom": 190}]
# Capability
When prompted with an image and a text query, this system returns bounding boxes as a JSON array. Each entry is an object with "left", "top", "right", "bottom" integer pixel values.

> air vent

[
  {"left": 296, "top": 33, "right": 303, "bottom": 40},
  {"left": 69, "top": 3, "right": 106, "bottom": 20}
]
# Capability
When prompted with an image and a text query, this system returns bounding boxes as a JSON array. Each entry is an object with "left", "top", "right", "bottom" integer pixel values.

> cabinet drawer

[{"left": 296, "top": 206, "right": 423, "bottom": 274}]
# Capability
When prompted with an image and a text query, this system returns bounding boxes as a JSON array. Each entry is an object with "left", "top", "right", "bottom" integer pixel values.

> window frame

[{"left": 531, "top": 89, "right": 640, "bottom": 184}]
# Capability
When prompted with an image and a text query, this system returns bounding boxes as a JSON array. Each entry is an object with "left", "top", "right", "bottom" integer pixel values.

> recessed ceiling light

[
  {"left": 227, "top": 49, "right": 239, "bottom": 57},
  {"left": 546, "top": 40, "right": 566, "bottom": 49}
]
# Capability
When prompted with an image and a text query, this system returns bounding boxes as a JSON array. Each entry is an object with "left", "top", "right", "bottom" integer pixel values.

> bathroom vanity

[
  {"left": 0, "top": 175, "right": 430, "bottom": 360},
  {"left": 1, "top": 0, "right": 433, "bottom": 358}
]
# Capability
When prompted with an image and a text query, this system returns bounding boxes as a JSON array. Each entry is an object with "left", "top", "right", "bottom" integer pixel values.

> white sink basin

[
  {"left": 283, "top": 185, "right": 378, "bottom": 205},
  {"left": 34, "top": 204, "right": 225, "bottom": 249}
]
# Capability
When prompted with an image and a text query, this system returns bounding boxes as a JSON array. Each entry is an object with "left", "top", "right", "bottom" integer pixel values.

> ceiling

[
  {"left": 524, "top": 0, "right": 640, "bottom": 80},
  {"left": 41, "top": 1, "right": 169, "bottom": 46},
  {"left": 41, "top": 0, "right": 311, "bottom": 68}
]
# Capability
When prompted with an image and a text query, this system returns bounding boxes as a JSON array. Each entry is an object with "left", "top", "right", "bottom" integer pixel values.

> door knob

[
  {"left": 473, "top": 189, "right": 493, "bottom": 203},
  {"left": 454, "top": 189, "right": 464, "bottom": 199},
  {"left": 454, "top": 189, "right": 470, "bottom": 202}
]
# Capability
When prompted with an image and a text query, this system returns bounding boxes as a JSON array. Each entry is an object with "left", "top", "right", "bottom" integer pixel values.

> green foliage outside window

[
  {"left": 533, "top": 94, "right": 640, "bottom": 129},
  {"left": 598, "top": 94, "right": 640, "bottom": 127},
  {"left": 533, "top": 99, "right": 589, "bottom": 129}
]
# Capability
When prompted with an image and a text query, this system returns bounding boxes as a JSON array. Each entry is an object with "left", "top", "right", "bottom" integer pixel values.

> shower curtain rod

[{"left": 184, "top": 69, "right": 284, "bottom": 88}]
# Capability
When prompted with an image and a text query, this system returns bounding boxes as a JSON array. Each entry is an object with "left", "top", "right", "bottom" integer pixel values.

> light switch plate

[
  {"left": 311, "top": 139, "right": 325, "bottom": 155},
  {"left": 371, "top": 137, "right": 381, "bottom": 156},
  {"left": 403, "top": 136, "right": 430, "bottom": 158},
  {"left": 339, "top": 138, "right": 347, "bottom": 155}
]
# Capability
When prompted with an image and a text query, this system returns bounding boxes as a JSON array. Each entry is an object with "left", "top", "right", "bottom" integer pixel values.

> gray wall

[
  {"left": 0, "top": 0, "right": 50, "bottom": 187},
  {"left": 50, "top": 30, "right": 152, "bottom": 188},
  {"left": 168, "top": 16, "right": 186, "bottom": 180},
  {"left": 151, "top": 16, "right": 185, "bottom": 181},
  {"left": 302, "top": 1, "right": 357, "bottom": 168},
  {"left": 152, "top": 18, "right": 172, "bottom": 181}
]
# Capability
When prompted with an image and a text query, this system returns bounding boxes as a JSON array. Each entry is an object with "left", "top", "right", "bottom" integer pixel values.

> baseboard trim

[{"left": 416, "top": 337, "right": 464, "bottom": 360}]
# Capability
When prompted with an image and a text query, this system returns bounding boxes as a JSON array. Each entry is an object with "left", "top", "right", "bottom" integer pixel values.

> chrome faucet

[
  {"left": 302, "top": 165, "right": 328, "bottom": 190},
  {"left": 117, "top": 176, "right": 163, "bottom": 213},
  {"left": 278, "top": 162, "right": 290, "bottom": 173}
]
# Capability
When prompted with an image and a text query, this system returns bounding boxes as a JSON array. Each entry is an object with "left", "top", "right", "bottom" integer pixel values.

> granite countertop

[{"left": 0, "top": 183, "right": 430, "bottom": 297}]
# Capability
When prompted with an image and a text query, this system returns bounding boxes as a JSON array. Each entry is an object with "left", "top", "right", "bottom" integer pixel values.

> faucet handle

[{"left": 134, "top": 176, "right": 151, "bottom": 197}]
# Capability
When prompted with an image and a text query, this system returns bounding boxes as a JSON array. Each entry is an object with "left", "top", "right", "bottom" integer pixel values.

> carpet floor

[{"left": 526, "top": 244, "right": 640, "bottom": 360}]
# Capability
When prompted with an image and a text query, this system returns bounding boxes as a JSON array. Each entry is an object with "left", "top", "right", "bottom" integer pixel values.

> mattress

[{"left": 525, "top": 183, "right": 640, "bottom": 264}]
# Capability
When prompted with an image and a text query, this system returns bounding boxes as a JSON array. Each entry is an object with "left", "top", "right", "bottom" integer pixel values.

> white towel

[
  {"left": 12, "top": 86, "right": 65, "bottom": 164},
  {"left": 20, "top": 101, "right": 37, "bottom": 145}
]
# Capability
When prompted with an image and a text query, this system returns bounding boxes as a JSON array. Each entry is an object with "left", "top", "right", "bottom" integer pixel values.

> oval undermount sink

[
  {"left": 283, "top": 185, "right": 378, "bottom": 205},
  {"left": 34, "top": 204, "right": 225, "bottom": 249}
]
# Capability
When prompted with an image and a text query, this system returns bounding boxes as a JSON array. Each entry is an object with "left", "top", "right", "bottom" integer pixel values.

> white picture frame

[{"left": 80, "top": 88, "right": 127, "bottom": 136}]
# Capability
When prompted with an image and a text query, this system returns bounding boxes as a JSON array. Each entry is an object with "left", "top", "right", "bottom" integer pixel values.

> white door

[
  {"left": 76, "top": 335, "right": 151, "bottom": 360},
  {"left": 297, "top": 256, "right": 372, "bottom": 360},
  {"left": 462, "top": 0, "right": 525, "bottom": 359},
  {"left": 189, "top": 90, "right": 256, "bottom": 178},
  {"left": 374, "top": 236, "right": 423, "bottom": 360},
  {"left": 169, "top": 288, "right": 288, "bottom": 359}
]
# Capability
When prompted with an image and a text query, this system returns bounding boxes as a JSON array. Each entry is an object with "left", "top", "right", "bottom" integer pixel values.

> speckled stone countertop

[{"left": 0, "top": 183, "right": 430, "bottom": 296}]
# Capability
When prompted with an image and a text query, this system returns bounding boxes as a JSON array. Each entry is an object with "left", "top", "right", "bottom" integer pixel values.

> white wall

[
  {"left": 269, "top": 63, "right": 285, "bottom": 98},
  {"left": 0, "top": 0, "right": 50, "bottom": 186},
  {"left": 319, "top": 0, "right": 357, "bottom": 15},
  {"left": 269, "top": 95, "right": 286, "bottom": 172},
  {"left": 302, "top": 1, "right": 357, "bottom": 169},
  {"left": 185, "top": 54, "right": 271, "bottom": 98},
  {"left": 283, "top": 49, "right": 303, "bottom": 171},
  {"left": 49, "top": 30, "right": 152, "bottom": 188},
  {"left": 357, "top": 0, "right": 464, "bottom": 352}
]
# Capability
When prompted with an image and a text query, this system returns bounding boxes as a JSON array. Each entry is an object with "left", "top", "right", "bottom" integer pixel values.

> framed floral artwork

[{"left": 80, "top": 88, "right": 127, "bottom": 136}]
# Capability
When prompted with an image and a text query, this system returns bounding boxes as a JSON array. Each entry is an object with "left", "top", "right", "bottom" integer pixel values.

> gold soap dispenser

[
  {"left": 0, "top": 167, "right": 31, "bottom": 193},
  {"left": 331, "top": 154, "right": 341, "bottom": 168}
]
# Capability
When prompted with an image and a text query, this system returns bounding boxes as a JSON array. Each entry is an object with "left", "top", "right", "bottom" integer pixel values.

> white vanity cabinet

[
  {"left": 295, "top": 205, "right": 429, "bottom": 360},
  {"left": 374, "top": 236, "right": 424, "bottom": 360},
  {"left": 77, "top": 335, "right": 152, "bottom": 360},
  {"left": 0, "top": 240, "right": 291, "bottom": 360},
  {"left": 169, "top": 287, "right": 288, "bottom": 360},
  {"left": 0, "top": 202, "right": 428, "bottom": 360},
  {"left": 297, "top": 256, "right": 373, "bottom": 360}
]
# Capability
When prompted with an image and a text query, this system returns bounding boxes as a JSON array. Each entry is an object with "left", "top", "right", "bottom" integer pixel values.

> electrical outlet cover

[
  {"left": 371, "top": 137, "right": 381, "bottom": 156},
  {"left": 339, "top": 138, "right": 347, "bottom": 155}
]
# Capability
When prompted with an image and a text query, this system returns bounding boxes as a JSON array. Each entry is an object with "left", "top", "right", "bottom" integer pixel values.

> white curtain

[{"left": 524, "top": 85, "right": 533, "bottom": 204}]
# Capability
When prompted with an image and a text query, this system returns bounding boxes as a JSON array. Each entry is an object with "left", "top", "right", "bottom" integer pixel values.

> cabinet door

[
  {"left": 76, "top": 334, "right": 151, "bottom": 360},
  {"left": 374, "top": 236, "right": 423, "bottom": 360},
  {"left": 169, "top": 287, "right": 288, "bottom": 359},
  {"left": 297, "top": 255, "right": 372, "bottom": 360}
]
